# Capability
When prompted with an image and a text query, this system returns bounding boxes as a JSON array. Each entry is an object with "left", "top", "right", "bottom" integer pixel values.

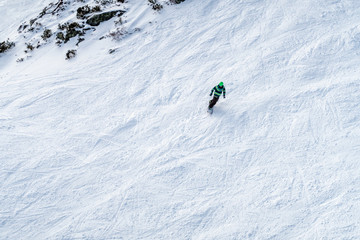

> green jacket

[{"left": 210, "top": 84, "right": 226, "bottom": 98}]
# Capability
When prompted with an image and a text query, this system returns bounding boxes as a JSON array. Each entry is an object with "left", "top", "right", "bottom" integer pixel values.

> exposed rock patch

[{"left": 86, "top": 10, "right": 125, "bottom": 26}]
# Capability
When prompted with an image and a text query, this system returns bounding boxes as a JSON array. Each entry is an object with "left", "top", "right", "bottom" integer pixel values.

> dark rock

[
  {"left": 69, "top": 22, "right": 82, "bottom": 29},
  {"left": 29, "top": 18, "right": 38, "bottom": 26},
  {"left": 56, "top": 32, "right": 65, "bottom": 40},
  {"left": 77, "top": 5, "right": 91, "bottom": 19},
  {"left": 56, "top": 22, "right": 85, "bottom": 44},
  {"left": 148, "top": 0, "right": 163, "bottom": 11},
  {"left": 66, "top": 49, "right": 77, "bottom": 60},
  {"left": 0, "top": 40, "right": 15, "bottom": 53},
  {"left": 170, "top": 0, "right": 185, "bottom": 4},
  {"left": 18, "top": 23, "right": 29, "bottom": 33},
  {"left": 41, "top": 29, "right": 53, "bottom": 40},
  {"left": 86, "top": 10, "right": 125, "bottom": 26},
  {"left": 77, "top": 5, "right": 102, "bottom": 19},
  {"left": 76, "top": 37, "right": 85, "bottom": 46},
  {"left": 26, "top": 43, "right": 34, "bottom": 51},
  {"left": 66, "top": 29, "right": 81, "bottom": 42}
]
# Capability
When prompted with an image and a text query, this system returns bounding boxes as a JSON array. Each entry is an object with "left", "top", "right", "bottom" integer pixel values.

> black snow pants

[{"left": 208, "top": 96, "right": 219, "bottom": 108}]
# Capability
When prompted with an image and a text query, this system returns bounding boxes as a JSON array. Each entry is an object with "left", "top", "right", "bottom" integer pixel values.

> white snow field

[{"left": 1, "top": 0, "right": 360, "bottom": 239}]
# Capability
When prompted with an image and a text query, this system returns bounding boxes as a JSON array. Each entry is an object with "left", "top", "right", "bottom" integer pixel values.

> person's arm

[
  {"left": 223, "top": 87, "right": 226, "bottom": 98},
  {"left": 210, "top": 86, "right": 215, "bottom": 96}
]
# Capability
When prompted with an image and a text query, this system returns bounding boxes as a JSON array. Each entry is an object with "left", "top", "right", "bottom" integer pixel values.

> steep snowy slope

[
  {"left": 1, "top": 0, "right": 360, "bottom": 239},
  {"left": 0, "top": 0, "right": 54, "bottom": 39}
]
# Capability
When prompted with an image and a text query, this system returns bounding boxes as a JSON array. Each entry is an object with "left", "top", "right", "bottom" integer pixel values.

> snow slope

[
  {"left": 0, "top": 0, "right": 54, "bottom": 40},
  {"left": 1, "top": 0, "right": 360, "bottom": 239}
]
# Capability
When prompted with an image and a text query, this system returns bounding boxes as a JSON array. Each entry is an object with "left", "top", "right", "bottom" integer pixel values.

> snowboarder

[{"left": 208, "top": 82, "right": 226, "bottom": 110}]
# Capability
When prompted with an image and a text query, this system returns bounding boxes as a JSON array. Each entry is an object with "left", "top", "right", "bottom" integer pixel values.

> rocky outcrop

[
  {"left": 76, "top": 5, "right": 101, "bottom": 20},
  {"left": 0, "top": 40, "right": 15, "bottom": 53},
  {"left": 86, "top": 10, "right": 125, "bottom": 26},
  {"left": 9, "top": 0, "right": 185, "bottom": 60},
  {"left": 170, "top": 0, "right": 186, "bottom": 4},
  {"left": 56, "top": 22, "right": 85, "bottom": 44}
]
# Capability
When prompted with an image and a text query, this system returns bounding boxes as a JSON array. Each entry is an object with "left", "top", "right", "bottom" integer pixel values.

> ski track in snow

[{"left": 1, "top": 0, "right": 360, "bottom": 239}]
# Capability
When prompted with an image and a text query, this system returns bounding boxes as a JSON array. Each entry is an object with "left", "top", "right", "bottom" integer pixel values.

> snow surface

[
  {"left": 1, "top": 0, "right": 360, "bottom": 239},
  {"left": 0, "top": 0, "right": 54, "bottom": 40}
]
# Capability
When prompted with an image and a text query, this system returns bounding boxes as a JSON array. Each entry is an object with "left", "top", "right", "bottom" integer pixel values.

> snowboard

[{"left": 207, "top": 107, "right": 213, "bottom": 114}]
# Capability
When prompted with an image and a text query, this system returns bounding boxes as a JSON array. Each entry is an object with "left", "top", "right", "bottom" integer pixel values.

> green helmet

[{"left": 219, "top": 82, "right": 224, "bottom": 87}]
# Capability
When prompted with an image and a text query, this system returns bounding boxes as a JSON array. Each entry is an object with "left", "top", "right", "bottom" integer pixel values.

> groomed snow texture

[{"left": 1, "top": 0, "right": 360, "bottom": 239}]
